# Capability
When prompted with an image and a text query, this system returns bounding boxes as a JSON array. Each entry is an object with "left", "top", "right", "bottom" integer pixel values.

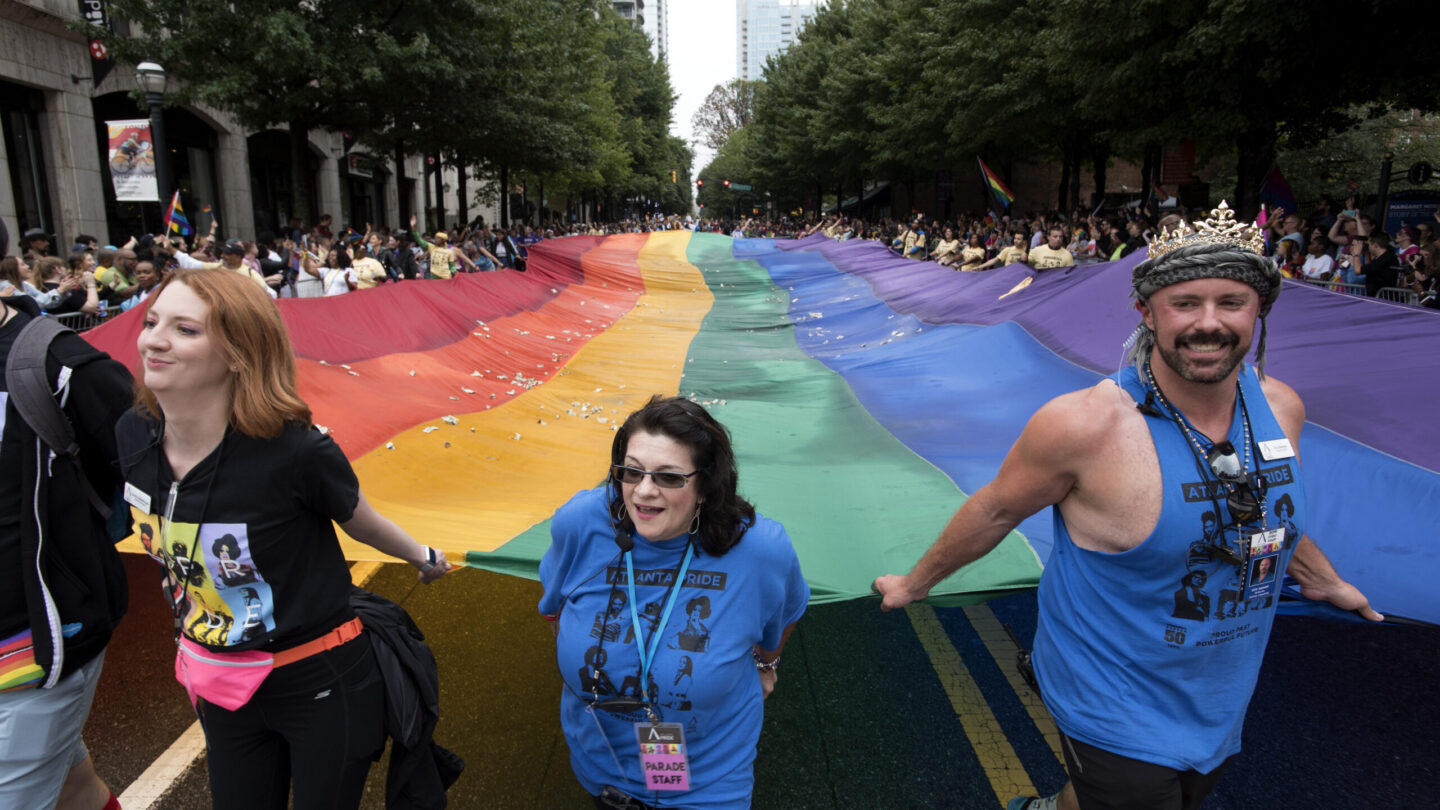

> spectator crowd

[
  {"left": 3, "top": 194, "right": 1437, "bottom": 326},
  {"left": 765, "top": 196, "right": 1440, "bottom": 309}
]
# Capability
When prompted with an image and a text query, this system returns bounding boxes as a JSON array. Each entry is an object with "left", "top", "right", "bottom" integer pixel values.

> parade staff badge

[
  {"left": 1245, "top": 528, "right": 1285, "bottom": 601},
  {"left": 635, "top": 722, "right": 690, "bottom": 791}
]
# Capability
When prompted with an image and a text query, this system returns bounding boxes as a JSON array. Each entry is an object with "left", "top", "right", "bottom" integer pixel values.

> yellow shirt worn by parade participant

[
  {"left": 958, "top": 245, "right": 986, "bottom": 271},
  {"left": 427, "top": 245, "right": 455, "bottom": 279},
  {"left": 932, "top": 239, "right": 960, "bottom": 263},
  {"left": 995, "top": 246, "right": 1027, "bottom": 267},
  {"left": 413, "top": 230, "right": 456, "bottom": 279},
  {"left": 1028, "top": 244, "right": 1075, "bottom": 271},
  {"left": 903, "top": 230, "right": 926, "bottom": 260},
  {"left": 352, "top": 256, "right": 386, "bottom": 290}
]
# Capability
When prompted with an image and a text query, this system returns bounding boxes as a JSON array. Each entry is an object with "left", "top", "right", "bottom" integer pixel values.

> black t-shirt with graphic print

[{"left": 116, "top": 410, "right": 360, "bottom": 653}]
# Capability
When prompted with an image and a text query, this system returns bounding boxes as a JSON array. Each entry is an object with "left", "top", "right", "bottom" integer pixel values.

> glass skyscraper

[{"left": 736, "top": 0, "right": 818, "bottom": 80}]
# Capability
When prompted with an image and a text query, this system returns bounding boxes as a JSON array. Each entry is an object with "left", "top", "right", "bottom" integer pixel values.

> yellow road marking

[
  {"left": 350, "top": 560, "right": 383, "bottom": 587},
  {"left": 963, "top": 604, "right": 1065, "bottom": 766},
  {"left": 906, "top": 603, "right": 1037, "bottom": 802}
]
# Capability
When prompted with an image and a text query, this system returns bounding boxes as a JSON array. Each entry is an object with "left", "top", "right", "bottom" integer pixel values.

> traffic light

[
  {"left": 671, "top": 170, "right": 677, "bottom": 183},
  {"left": 723, "top": 179, "right": 730, "bottom": 187},
  {"left": 696, "top": 178, "right": 704, "bottom": 187}
]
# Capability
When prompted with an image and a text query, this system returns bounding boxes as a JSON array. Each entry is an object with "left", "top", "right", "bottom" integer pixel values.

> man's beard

[{"left": 1156, "top": 329, "right": 1247, "bottom": 384}]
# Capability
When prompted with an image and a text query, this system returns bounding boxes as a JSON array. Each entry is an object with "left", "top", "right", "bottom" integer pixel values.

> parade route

[{"left": 85, "top": 554, "right": 1437, "bottom": 809}]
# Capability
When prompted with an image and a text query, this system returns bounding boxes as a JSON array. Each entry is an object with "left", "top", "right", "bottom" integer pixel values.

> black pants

[
  {"left": 594, "top": 788, "right": 660, "bottom": 810},
  {"left": 1062, "top": 734, "right": 1233, "bottom": 810},
  {"left": 199, "top": 636, "right": 385, "bottom": 810}
]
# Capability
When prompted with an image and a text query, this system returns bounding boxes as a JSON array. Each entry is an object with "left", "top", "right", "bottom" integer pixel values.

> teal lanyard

[{"left": 624, "top": 542, "right": 694, "bottom": 698}]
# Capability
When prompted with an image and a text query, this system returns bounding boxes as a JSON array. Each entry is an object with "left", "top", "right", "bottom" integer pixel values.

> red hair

[{"left": 135, "top": 268, "right": 310, "bottom": 438}]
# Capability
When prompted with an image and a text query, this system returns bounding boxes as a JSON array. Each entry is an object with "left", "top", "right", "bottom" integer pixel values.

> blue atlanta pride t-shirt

[{"left": 539, "top": 486, "right": 808, "bottom": 809}]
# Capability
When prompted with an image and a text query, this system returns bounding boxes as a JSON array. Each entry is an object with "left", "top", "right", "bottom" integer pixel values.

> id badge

[
  {"left": 634, "top": 722, "right": 690, "bottom": 791},
  {"left": 1244, "top": 527, "right": 1284, "bottom": 600}
]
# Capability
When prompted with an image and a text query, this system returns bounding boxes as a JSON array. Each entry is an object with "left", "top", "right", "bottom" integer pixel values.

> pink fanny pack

[
  {"left": 175, "top": 637, "right": 273, "bottom": 711},
  {"left": 174, "top": 618, "right": 365, "bottom": 711}
]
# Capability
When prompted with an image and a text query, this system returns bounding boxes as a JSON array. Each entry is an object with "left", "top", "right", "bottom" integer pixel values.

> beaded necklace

[{"left": 1142, "top": 360, "right": 1268, "bottom": 537}]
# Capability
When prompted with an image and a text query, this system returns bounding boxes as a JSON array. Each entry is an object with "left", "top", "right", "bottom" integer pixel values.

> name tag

[
  {"left": 635, "top": 722, "right": 690, "bottom": 791},
  {"left": 1258, "top": 438, "right": 1295, "bottom": 460},
  {"left": 123, "top": 482, "right": 152, "bottom": 514}
]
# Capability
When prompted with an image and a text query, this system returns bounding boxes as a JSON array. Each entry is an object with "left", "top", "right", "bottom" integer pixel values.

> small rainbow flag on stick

[
  {"left": 165, "top": 191, "right": 191, "bottom": 236},
  {"left": 977, "top": 157, "right": 1015, "bottom": 209}
]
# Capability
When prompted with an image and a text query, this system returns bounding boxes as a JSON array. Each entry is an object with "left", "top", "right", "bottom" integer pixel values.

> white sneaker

[{"left": 1006, "top": 795, "right": 1059, "bottom": 810}]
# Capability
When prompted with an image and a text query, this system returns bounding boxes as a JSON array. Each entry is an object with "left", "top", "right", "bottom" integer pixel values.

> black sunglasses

[
  {"left": 588, "top": 695, "right": 651, "bottom": 715},
  {"left": 612, "top": 465, "right": 698, "bottom": 489},
  {"left": 1206, "top": 441, "right": 1267, "bottom": 527}
]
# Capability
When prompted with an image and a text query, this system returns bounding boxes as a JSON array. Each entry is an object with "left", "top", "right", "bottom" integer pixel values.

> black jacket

[
  {"left": 350, "top": 587, "right": 464, "bottom": 808},
  {"left": 1, "top": 301, "right": 133, "bottom": 687},
  {"left": 393, "top": 247, "right": 420, "bottom": 280}
]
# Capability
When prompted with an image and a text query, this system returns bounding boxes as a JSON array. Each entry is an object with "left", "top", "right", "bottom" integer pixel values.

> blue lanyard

[{"left": 623, "top": 542, "right": 694, "bottom": 696}]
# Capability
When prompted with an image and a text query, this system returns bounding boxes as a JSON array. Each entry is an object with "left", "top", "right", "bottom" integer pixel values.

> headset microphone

[
  {"left": 1136, "top": 391, "right": 1167, "bottom": 419},
  {"left": 609, "top": 483, "right": 635, "bottom": 552}
]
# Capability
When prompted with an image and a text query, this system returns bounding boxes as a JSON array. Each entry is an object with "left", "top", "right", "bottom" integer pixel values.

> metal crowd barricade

[
  {"left": 1301, "top": 279, "right": 1368, "bottom": 296},
  {"left": 48, "top": 310, "right": 113, "bottom": 333},
  {"left": 1376, "top": 287, "right": 1420, "bottom": 305}
]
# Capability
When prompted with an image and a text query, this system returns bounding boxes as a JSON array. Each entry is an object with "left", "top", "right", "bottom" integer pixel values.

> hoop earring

[
  {"left": 689, "top": 508, "right": 702, "bottom": 537},
  {"left": 611, "top": 495, "right": 627, "bottom": 527}
]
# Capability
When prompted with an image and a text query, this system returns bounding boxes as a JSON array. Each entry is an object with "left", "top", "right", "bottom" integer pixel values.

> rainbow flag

[
  {"left": 977, "top": 157, "right": 1015, "bottom": 208},
  {"left": 164, "top": 191, "right": 191, "bottom": 236},
  {"left": 81, "top": 232, "right": 1440, "bottom": 621}
]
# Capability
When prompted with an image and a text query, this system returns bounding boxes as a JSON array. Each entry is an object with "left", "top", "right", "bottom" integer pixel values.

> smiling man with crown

[{"left": 874, "top": 200, "right": 1381, "bottom": 809}]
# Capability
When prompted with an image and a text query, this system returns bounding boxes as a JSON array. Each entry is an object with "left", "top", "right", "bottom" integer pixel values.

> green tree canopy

[{"left": 746, "top": 0, "right": 1440, "bottom": 218}]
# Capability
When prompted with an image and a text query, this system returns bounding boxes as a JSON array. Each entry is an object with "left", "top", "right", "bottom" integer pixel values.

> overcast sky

[{"left": 667, "top": 1, "right": 738, "bottom": 174}]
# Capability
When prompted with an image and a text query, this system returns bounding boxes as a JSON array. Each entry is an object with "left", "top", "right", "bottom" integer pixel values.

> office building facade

[{"left": 736, "top": 0, "right": 817, "bottom": 81}]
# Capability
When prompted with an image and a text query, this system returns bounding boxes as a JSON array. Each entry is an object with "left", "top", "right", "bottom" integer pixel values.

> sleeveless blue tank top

[{"left": 1033, "top": 364, "right": 1305, "bottom": 773}]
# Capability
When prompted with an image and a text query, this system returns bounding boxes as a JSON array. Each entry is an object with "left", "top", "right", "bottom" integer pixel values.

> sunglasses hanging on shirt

[{"left": 1205, "top": 440, "right": 1268, "bottom": 527}]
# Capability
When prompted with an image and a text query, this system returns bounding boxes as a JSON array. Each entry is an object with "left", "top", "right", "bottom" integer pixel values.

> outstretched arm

[
  {"left": 873, "top": 391, "right": 1098, "bottom": 610},
  {"left": 1287, "top": 536, "right": 1383, "bottom": 621},
  {"left": 340, "top": 491, "right": 451, "bottom": 584}
]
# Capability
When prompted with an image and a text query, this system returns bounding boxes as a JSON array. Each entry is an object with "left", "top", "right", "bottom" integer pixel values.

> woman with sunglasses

[
  {"left": 114, "top": 267, "right": 450, "bottom": 810},
  {"left": 540, "top": 396, "right": 808, "bottom": 809}
]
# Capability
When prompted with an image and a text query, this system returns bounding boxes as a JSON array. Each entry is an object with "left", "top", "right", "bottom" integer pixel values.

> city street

[{"left": 87, "top": 554, "right": 1437, "bottom": 809}]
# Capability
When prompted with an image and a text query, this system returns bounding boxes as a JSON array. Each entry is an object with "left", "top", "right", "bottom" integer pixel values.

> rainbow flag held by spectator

[
  {"left": 165, "top": 191, "right": 191, "bottom": 236},
  {"left": 977, "top": 157, "right": 1015, "bottom": 208}
]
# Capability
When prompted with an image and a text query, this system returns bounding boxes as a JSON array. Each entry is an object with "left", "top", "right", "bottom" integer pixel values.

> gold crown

[{"left": 1146, "top": 201, "right": 1267, "bottom": 259}]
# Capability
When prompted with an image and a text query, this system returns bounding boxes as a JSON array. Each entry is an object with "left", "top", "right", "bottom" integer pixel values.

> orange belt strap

[{"left": 272, "top": 617, "right": 364, "bottom": 668}]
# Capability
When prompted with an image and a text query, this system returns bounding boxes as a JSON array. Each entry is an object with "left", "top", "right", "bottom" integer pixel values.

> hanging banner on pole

[
  {"left": 78, "top": 1, "right": 115, "bottom": 86},
  {"left": 106, "top": 119, "right": 158, "bottom": 202}
]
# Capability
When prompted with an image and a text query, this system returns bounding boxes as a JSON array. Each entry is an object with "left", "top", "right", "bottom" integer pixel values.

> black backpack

[{"left": 4, "top": 314, "right": 114, "bottom": 523}]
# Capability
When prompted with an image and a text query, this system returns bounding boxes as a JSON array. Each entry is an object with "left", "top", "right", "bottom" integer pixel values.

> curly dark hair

[{"left": 607, "top": 395, "right": 755, "bottom": 557}]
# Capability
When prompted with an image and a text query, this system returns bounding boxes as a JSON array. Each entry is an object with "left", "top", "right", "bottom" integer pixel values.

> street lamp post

[{"left": 135, "top": 61, "right": 168, "bottom": 229}]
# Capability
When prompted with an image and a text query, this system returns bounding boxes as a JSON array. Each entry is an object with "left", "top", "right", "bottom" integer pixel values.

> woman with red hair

[{"left": 115, "top": 267, "right": 450, "bottom": 809}]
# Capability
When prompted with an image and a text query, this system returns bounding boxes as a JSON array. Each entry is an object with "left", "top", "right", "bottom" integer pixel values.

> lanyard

[{"left": 623, "top": 542, "right": 694, "bottom": 696}]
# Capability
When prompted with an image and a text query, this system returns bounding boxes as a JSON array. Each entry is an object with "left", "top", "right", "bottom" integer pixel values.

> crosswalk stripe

[{"left": 906, "top": 603, "right": 1037, "bottom": 803}]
